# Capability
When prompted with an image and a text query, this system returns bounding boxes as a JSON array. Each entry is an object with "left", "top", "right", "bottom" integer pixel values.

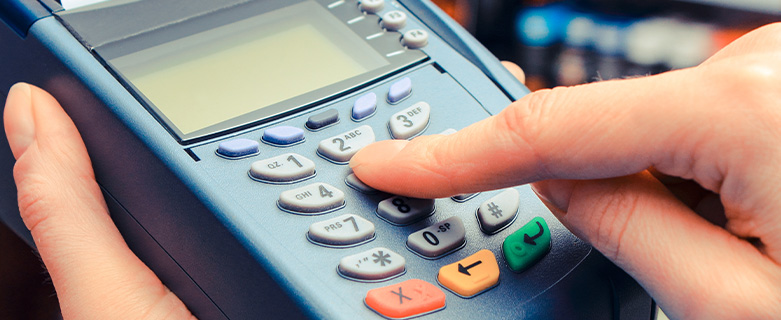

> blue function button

[
  {"left": 352, "top": 92, "right": 377, "bottom": 120},
  {"left": 306, "top": 109, "right": 339, "bottom": 130},
  {"left": 387, "top": 77, "right": 412, "bottom": 104},
  {"left": 216, "top": 138, "right": 259, "bottom": 158},
  {"left": 262, "top": 126, "right": 304, "bottom": 146}
]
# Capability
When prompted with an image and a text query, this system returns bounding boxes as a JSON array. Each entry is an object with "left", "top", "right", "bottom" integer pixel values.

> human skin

[
  {"left": 3, "top": 21, "right": 780, "bottom": 320},
  {"left": 4, "top": 84, "right": 195, "bottom": 319},
  {"left": 351, "top": 23, "right": 781, "bottom": 319}
]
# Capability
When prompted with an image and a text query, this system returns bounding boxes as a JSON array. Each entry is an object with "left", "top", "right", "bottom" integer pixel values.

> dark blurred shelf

[{"left": 676, "top": 0, "right": 780, "bottom": 14}]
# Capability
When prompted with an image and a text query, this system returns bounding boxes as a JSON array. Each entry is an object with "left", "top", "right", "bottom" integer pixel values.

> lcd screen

[{"left": 110, "top": 1, "right": 389, "bottom": 137}]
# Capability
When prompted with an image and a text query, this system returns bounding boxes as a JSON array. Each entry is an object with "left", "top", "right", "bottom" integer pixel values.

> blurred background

[
  {"left": 432, "top": 0, "right": 779, "bottom": 90},
  {"left": 1, "top": 0, "right": 779, "bottom": 319}
]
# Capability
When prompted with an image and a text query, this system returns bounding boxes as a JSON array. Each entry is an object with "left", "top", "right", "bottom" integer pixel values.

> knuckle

[
  {"left": 13, "top": 169, "right": 53, "bottom": 233},
  {"left": 582, "top": 180, "right": 641, "bottom": 262},
  {"left": 496, "top": 87, "right": 569, "bottom": 174}
]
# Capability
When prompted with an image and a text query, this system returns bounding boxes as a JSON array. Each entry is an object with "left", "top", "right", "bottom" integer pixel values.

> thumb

[{"left": 4, "top": 83, "right": 194, "bottom": 319}]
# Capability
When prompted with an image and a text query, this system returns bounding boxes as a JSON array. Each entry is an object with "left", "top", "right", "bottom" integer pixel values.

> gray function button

[
  {"left": 338, "top": 247, "right": 406, "bottom": 281},
  {"left": 309, "top": 214, "right": 375, "bottom": 246},
  {"left": 317, "top": 125, "right": 376, "bottom": 163},
  {"left": 345, "top": 173, "right": 377, "bottom": 194},
  {"left": 389, "top": 102, "right": 430, "bottom": 139},
  {"left": 402, "top": 29, "right": 428, "bottom": 49},
  {"left": 477, "top": 188, "right": 520, "bottom": 234},
  {"left": 306, "top": 109, "right": 339, "bottom": 130},
  {"left": 377, "top": 196, "right": 435, "bottom": 225},
  {"left": 249, "top": 153, "right": 315, "bottom": 183},
  {"left": 381, "top": 10, "right": 407, "bottom": 31},
  {"left": 279, "top": 183, "right": 345, "bottom": 214},
  {"left": 359, "top": 0, "right": 384, "bottom": 13},
  {"left": 407, "top": 216, "right": 466, "bottom": 258}
]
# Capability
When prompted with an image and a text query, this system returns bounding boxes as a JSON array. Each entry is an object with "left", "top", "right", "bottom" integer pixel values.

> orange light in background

[{"left": 431, "top": 0, "right": 471, "bottom": 27}]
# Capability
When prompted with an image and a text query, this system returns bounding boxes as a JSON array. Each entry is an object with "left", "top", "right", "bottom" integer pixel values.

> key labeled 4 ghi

[{"left": 278, "top": 182, "right": 345, "bottom": 214}]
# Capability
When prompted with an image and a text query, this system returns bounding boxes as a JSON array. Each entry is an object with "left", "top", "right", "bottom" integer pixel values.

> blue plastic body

[{"left": 0, "top": 1, "right": 653, "bottom": 319}]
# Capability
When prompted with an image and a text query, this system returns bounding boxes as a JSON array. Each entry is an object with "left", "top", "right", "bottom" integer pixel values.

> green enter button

[{"left": 502, "top": 217, "right": 551, "bottom": 272}]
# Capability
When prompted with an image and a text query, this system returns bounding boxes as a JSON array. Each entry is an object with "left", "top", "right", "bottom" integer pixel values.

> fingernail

[
  {"left": 5, "top": 83, "right": 35, "bottom": 159},
  {"left": 531, "top": 180, "right": 576, "bottom": 213},
  {"left": 349, "top": 140, "right": 408, "bottom": 170}
]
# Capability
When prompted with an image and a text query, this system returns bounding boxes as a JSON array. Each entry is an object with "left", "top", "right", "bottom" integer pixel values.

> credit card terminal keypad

[
  {"left": 185, "top": 1, "right": 592, "bottom": 318},
  {"left": 191, "top": 66, "right": 591, "bottom": 319}
]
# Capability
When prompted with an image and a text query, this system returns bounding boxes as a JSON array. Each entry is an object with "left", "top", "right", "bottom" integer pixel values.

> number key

[
  {"left": 278, "top": 182, "right": 345, "bottom": 214},
  {"left": 308, "top": 214, "right": 375, "bottom": 246},
  {"left": 389, "top": 102, "right": 431, "bottom": 139},
  {"left": 407, "top": 217, "right": 466, "bottom": 258},
  {"left": 317, "top": 125, "right": 376, "bottom": 163},
  {"left": 377, "top": 196, "right": 435, "bottom": 225},
  {"left": 249, "top": 153, "right": 315, "bottom": 183}
]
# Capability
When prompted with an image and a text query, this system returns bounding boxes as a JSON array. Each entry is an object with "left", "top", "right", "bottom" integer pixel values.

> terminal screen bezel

[{"left": 95, "top": 0, "right": 427, "bottom": 144}]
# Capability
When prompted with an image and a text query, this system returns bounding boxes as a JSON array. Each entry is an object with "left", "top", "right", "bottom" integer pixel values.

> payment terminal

[{"left": 0, "top": 0, "right": 655, "bottom": 319}]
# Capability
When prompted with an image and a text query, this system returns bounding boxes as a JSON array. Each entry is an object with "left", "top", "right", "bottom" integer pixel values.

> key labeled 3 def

[{"left": 389, "top": 101, "right": 430, "bottom": 139}]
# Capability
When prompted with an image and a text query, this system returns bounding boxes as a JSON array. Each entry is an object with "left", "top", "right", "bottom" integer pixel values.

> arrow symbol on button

[
  {"left": 523, "top": 221, "right": 545, "bottom": 245},
  {"left": 458, "top": 260, "right": 482, "bottom": 276}
]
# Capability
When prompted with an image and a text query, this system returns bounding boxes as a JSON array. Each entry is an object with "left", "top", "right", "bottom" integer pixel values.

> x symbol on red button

[{"left": 391, "top": 287, "right": 412, "bottom": 304}]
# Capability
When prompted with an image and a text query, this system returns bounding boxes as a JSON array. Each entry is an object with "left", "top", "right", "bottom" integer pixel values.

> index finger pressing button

[{"left": 365, "top": 279, "right": 446, "bottom": 319}]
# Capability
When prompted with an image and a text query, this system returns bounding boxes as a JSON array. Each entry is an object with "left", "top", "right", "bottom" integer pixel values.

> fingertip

[
  {"left": 4, "top": 83, "right": 35, "bottom": 159},
  {"left": 350, "top": 139, "right": 408, "bottom": 175}
]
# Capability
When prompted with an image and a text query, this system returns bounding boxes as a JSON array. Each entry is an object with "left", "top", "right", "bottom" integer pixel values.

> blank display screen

[{"left": 110, "top": 1, "right": 389, "bottom": 137}]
